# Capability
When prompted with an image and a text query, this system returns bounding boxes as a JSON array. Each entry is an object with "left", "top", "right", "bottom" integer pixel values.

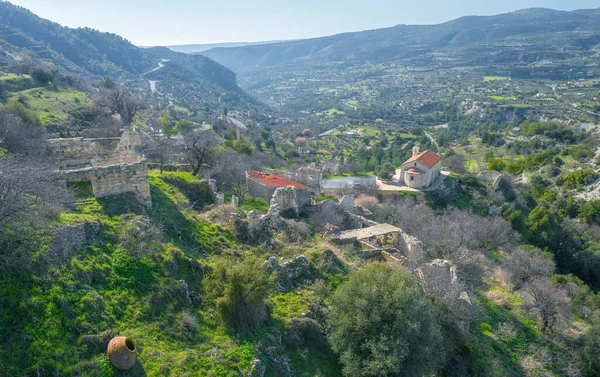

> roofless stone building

[{"left": 48, "top": 126, "right": 151, "bottom": 206}]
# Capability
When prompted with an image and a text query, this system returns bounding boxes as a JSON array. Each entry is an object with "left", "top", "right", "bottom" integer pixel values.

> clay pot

[{"left": 107, "top": 336, "right": 137, "bottom": 371}]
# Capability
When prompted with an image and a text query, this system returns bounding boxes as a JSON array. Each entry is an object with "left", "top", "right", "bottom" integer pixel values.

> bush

[
  {"left": 206, "top": 256, "right": 274, "bottom": 335},
  {"left": 283, "top": 318, "right": 328, "bottom": 353},
  {"left": 30, "top": 66, "right": 58, "bottom": 84},
  {"left": 111, "top": 249, "right": 153, "bottom": 289},
  {"left": 559, "top": 169, "right": 599, "bottom": 190},
  {"left": 578, "top": 200, "right": 600, "bottom": 224},
  {"left": 375, "top": 162, "right": 396, "bottom": 180},
  {"left": 580, "top": 324, "right": 600, "bottom": 376},
  {"left": 328, "top": 263, "right": 445, "bottom": 377}
]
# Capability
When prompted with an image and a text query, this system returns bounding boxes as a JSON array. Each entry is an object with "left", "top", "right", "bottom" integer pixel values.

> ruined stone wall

[
  {"left": 47, "top": 127, "right": 142, "bottom": 170},
  {"left": 63, "top": 160, "right": 151, "bottom": 206},
  {"left": 50, "top": 126, "right": 151, "bottom": 206},
  {"left": 247, "top": 178, "right": 277, "bottom": 203},
  {"left": 291, "top": 165, "right": 323, "bottom": 193}
]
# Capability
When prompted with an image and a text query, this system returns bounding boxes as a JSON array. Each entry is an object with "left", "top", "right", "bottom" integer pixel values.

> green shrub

[
  {"left": 111, "top": 248, "right": 153, "bottom": 289},
  {"left": 558, "top": 169, "right": 598, "bottom": 189},
  {"left": 328, "top": 263, "right": 445, "bottom": 377},
  {"left": 375, "top": 162, "right": 396, "bottom": 180},
  {"left": 206, "top": 256, "right": 275, "bottom": 335}
]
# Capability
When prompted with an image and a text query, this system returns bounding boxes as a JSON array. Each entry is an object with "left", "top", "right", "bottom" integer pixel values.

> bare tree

[
  {"left": 183, "top": 130, "right": 219, "bottom": 176},
  {"left": 0, "top": 156, "right": 71, "bottom": 275},
  {"left": 503, "top": 248, "right": 555, "bottom": 291},
  {"left": 0, "top": 112, "right": 45, "bottom": 155},
  {"left": 444, "top": 154, "right": 467, "bottom": 174},
  {"left": 95, "top": 86, "right": 145, "bottom": 126},
  {"left": 525, "top": 279, "right": 568, "bottom": 332},
  {"left": 209, "top": 149, "right": 251, "bottom": 195}
]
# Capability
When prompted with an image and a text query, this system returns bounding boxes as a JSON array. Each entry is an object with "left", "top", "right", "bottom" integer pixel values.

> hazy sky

[{"left": 6, "top": 0, "right": 600, "bottom": 46}]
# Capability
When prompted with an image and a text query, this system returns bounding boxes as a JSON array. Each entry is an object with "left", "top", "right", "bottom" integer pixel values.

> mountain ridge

[
  {"left": 0, "top": 1, "right": 253, "bottom": 108},
  {"left": 201, "top": 7, "right": 600, "bottom": 75}
]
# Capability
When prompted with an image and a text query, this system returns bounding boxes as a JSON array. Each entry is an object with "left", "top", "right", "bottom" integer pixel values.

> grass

[
  {"left": 490, "top": 95, "right": 516, "bottom": 101},
  {"left": 347, "top": 100, "right": 358, "bottom": 105},
  {"left": 11, "top": 86, "right": 90, "bottom": 125},
  {"left": 484, "top": 76, "right": 509, "bottom": 82},
  {"left": 316, "top": 108, "right": 345, "bottom": 117},
  {"left": 240, "top": 197, "right": 269, "bottom": 212}
]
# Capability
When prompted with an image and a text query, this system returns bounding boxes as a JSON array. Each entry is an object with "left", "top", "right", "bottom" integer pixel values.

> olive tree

[{"left": 328, "top": 263, "right": 445, "bottom": 377}]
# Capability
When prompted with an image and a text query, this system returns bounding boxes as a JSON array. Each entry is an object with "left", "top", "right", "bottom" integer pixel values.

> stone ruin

[
  {"left": 47, "top": 126, "right": 151, "bottom": 206},
  {"left": 287, "top": 163, "right": 323, "bottom": 193},
  {"left": 269, "top": 186, "right": 311, "bottom": 218},
  {"left": 415, "top": 260, "right": 472, "bottom": 331}
]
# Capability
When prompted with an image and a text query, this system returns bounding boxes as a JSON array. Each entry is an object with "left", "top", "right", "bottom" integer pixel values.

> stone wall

[
  {"left": 63, "top": 160, "right": 152, "bottom": 206},
  {"left": 291, "top": 164, "right": 322, "bottom": 193},
  {"left": 49, "top": 126, "right": 152, "bottom": 206},
  {"left": 247, "top": 178, "right": 278, "bottom": 203}
]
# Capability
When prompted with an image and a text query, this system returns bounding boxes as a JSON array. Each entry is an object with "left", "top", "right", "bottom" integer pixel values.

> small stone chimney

[{"left": 412, "top": 146, "right": 420, "bottom": 156}]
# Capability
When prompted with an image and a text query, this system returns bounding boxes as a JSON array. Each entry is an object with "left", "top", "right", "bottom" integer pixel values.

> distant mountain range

[
  {"left": 201, "top": 7, "right": 600, "bottom": 79},
  {"left": 0, "top": 1, "right": 253, "bottom": 107},
  {"left": 157, "top": 40, "right": 289, "bottom": 54}
]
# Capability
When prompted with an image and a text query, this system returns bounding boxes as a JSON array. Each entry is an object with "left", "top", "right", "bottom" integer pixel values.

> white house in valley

[{"left": 394, "top": 147, "right": 442, "bottom": 189}]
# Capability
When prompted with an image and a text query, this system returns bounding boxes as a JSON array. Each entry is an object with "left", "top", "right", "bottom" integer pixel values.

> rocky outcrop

[
  {"left": 51, "top": 221, "right": 102, "bottom": 259},
  {"left": 338, "top": 194, "right": 355, "bottom": 212},
  {"left": 264, "top": 255, "right": 316, "bottom": 291},
  {"left": 250, "top": 359, "right": 266, "bottom": 377}
]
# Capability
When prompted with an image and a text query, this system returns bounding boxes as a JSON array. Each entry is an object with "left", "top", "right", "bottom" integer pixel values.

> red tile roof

[
  {"left": 246, "top": 171, "right": 310, "bottom": 189},
  {"left": 406, "top": 168, "right": 423, "bottom": 174},
  {"left": 402, "top": 150, "right": 441, "bottom": 168}
]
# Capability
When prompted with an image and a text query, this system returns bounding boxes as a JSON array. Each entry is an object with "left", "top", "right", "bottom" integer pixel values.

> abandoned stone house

[
  {"left": 246, "top": 170, "right": 311, "bottom": 208},
  {"left": 47, "top": 126, "right": 152, "bottom": 206},
  {"left": 394, "top": 147, "right": 442, "bottom": 189}
]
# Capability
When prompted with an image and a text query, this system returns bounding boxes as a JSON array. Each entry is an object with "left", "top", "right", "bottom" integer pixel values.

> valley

[{"left": 2, "top": 2, "right": 600, "bottom": 377}]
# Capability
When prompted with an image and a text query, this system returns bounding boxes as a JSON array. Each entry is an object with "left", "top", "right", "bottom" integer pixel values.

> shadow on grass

[
  {"left": 159, "top": 174, "right": 214, "bottom": 210},
  {"left": 148, "top": 181, "right": 233, "bottom": 255},
  {"left": 116, "top": 360, "right": 147, "bottom": 377},
  {"left": 97, "top": 193, "right": 145, "bottom": 217}
]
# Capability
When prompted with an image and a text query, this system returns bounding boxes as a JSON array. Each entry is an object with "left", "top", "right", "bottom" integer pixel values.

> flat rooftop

[{"left": 334, "top": 223, "right": 402, "bottom": 241}]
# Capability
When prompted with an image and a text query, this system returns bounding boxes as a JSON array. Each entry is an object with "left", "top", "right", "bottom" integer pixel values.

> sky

[{"left": 6, "top": 0, "right": 600, "bottom": 46}]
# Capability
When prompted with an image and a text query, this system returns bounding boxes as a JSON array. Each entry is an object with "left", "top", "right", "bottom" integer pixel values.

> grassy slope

[
  {"left": 0, "top": 171, "right": 341, "bottom": 376},
  {"left": 11, "top": 86, "right": 90, "bottom": 126},
  {"left": 1, "top": 169, "right": 587, "bottom": 376}
]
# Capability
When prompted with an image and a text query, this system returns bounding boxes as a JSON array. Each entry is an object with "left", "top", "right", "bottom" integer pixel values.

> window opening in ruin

[{"left": 66, "top": 181, "right": 94, "bottom": 199}]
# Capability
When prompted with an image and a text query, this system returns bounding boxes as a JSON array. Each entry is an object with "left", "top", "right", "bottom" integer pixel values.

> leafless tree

[
  {"left": 444, "top": 154, "right": 467, "bottom": 174},
  {"left": 0, "top": 112, "right": 45, "bottom": 155},
  {"left": 0, "top": 156, "right": 68, "bottom": 225},
  {"left": 525, "top": 279, "right": 569, "bottom": 332},
  {"left": 95, "top": 86, "right": 145, "bottom": 126},
  {"left": 209, "top": 149, "right": 251, "bottom": 195},
  {"left": 183, "top": 130, "right": 219, "bottom": 175},
  {"left": 503, "top": 248, "right": 555, "bottom": 291},
  {"left": 0, "top": 156, "right": 71, "bottom": 275}
]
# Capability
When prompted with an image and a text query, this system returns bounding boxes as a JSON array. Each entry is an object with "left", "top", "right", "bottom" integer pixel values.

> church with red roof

[{"left": 393, "top": 147, "right": 442, "bottom": 189}]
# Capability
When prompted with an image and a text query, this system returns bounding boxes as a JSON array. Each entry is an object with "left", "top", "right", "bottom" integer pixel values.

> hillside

[
  {"left": 0, "top": 1, "right": 253, "bottom": 109},
  {"left": 203, "top": 8, "right": 600, "bottom": 77}
]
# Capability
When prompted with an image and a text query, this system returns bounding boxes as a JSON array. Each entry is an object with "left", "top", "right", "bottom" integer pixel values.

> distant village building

[
  {"left": 395, "top": 147, "right": 442, "bottom": 189},
  {"left": 246, "top": 170, "right": 311, "bottom": 206}
]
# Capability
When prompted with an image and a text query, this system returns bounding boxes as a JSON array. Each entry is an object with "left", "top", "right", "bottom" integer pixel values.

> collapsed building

[{"left": 47, "top": 126, "right": 151, "bottom": 206}]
